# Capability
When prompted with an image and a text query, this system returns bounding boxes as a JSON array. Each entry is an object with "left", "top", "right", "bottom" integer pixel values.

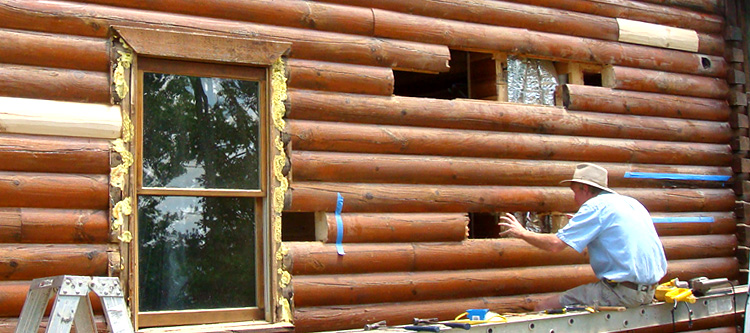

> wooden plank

[
  {"left": 290, "top": 151, "right": 732, "bottom": 188},
  {"left": 288, "top": 120, "right": 732, "bottom": 166},
  {"left": 0, "top": 96, "right": 121, "bottom": 139},
  {"left": 315, "top": 212, "right": 468, "bottom": 243},
  {"left": 0, "top": 64, "right": 110, "bottom": 104},
  {"left": 617, "top": 18, "right": 699, "bottom": 52},
  {"left": 562, "top": 84, "right": 731, "bottom": 121},
  {"left": 287, "top": 182, "right": 735, "bottom": 213},
  {"left": 287, "top": 59, "right": 393, "bottom": 96},
  {"left": 287, "top": 89, "right": 732, "bottom": 143}
]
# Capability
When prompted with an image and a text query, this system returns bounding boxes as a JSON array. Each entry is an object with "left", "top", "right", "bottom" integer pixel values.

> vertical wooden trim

[{"left": 493, "top": 53, "right": 508, "bottom": 102}]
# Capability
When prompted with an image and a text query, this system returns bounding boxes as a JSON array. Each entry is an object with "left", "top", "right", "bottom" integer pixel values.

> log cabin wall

[{"left": 0, "top": 0, "right": 744, "bottom": 332}]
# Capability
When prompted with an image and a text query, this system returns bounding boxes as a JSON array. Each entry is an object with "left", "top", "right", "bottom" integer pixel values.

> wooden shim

[
  {"left": 0, "top": 172, "right": 108, "bottom": 210},
  {"left": 287, "top": 182, "right": 735, "bottom": 213},
  {"left": 315, "top": 212, "right": 467, "bottom": 243},
  {"left": 0, "top": 244, "right": 108, "bottom": 281},
  {"left": 0, "top": 134, "right": 110, "bottom": 174},
  {"left": 562, "top": 84, "right": 731, "bottom": 121},
  {"left": 290, "top": 257, "right": 737, "bottom": 307},
  {"left": 287, "top": 89, "right": 732, "bottom": 143},
  {"left": 0, "top": 96, "right": 121, "bottom": 139},
  {"left": 287, "top": 60, "right": 394, "bottom": 96},
  {"left": 285, "top": 234, "right": 735, "bottom": 275},
  {"left": 0, "top": 0, "right": 450, "bottom": 73},
  {"left": 291, "top": 151, "right": 732, "bottom": 188},
  {"left": 0, "top": 28, "right": 108, "bottom": 72},
  {"left": 371, "top": 9, "right": 727, "bottom": 77},
  {"left": 500, "top": 0, "right": 724, "bottom": 34},
  {"left": 0, "top": 281, "right": 103, "bottom": 317},
  {"left": 0, "top": 64, "right": 110, "bottom": 104},
  {"left": 602, "top": 65, "right": 729, "bottom": 99},
  {"left": 728, "top": 69, "right": 747, "bottom": 84},
  {"left": 0, "top": 208, "right": 108, "bottom": 244},
  {"left": 287, "top": 120, "right": 732, "bottom": 166},
  {"left": 617, "top": 18, "right": 699, "bottom": 52}
]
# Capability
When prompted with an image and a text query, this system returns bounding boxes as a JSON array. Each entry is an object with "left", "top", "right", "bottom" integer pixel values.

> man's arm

[{"left": 498, "top": 213, "right": 569, "bottom": 252}]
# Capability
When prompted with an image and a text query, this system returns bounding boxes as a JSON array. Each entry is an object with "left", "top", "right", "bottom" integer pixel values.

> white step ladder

[{"left": 15, "top": 275, "right": 134, "bottom": 333}]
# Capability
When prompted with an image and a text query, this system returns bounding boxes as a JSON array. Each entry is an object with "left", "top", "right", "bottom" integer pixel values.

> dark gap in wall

[
  {"left": 394, "top": 50, "right": 496, "bottom": 100},
  {"left": 281, "top": 212, "right": 316, "bottom": 241},
  {"left": 583, "top": 72, "right": 603, "bottom": 86}
]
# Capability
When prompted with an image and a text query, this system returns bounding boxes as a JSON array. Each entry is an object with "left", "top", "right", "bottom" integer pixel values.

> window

[{"left": 134, "top": 58, "right": 267, "bottom": 327}]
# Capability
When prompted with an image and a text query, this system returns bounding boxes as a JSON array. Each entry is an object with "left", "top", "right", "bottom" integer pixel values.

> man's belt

[{"left": 604, "top": 279, "right": 656, "bottom": 292}]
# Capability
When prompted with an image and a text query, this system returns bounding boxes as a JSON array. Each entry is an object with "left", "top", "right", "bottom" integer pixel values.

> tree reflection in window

[{"left": 138, "top": 73, "right": 261, "bottom": 312}]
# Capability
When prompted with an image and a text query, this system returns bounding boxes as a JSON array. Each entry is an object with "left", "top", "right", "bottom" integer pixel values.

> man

[{"left": 498, "top": 163, "right": 667, "bottom": 311}]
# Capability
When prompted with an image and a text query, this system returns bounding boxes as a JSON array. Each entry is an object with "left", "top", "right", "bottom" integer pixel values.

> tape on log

[
  {"left": 652, "top": 217, "right": 714, "bottom": 223},
  {"left": 624, "top": 172, "right": 730, "bottom": 181},
  {"left": 335, "top": 192, "right": 345, "bottom": 256}
]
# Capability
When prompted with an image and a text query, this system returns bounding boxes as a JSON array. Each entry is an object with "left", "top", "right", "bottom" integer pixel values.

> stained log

[
  {"left": 287, "top": 90, "right": 731, "bottom": 144},
  {"left": 635, "top": 0, "right": 722, "bottom": 13},
  {"left": 0, "top": 317, "right": 109, "bottom": 332},
  {"left": 0, "top": 64, "right": 110, "bottom": 104},
  {"left": 501, "top": 0, "right": 724, "bottom": 34},
  {"left": 287, "top": 60, "right": 393, "bottom": 96},
  {"left": 0, "top": 0, "right": 450, "bottom": 73},
  {"left": 0, "top": 208, "right": 108, "bottom": 244},
  {"left": 602, "top": 66, "right": 729, "bottom": 99},
  {"left": 315, "top": 212, "right": 467, "bottom": 243},
  {"left": 562, "top": 84, "right": 731, "bottom": 121},
  {"left": 290, "top": 258, "right": 737, "bottom": 307},
  {"left": 652, "top": 212, "right": 736, "bottom": 236},
  {"left": 0, "top": 28, "right": 108, "bottom": 72},
  {"left": 285, "top": 235, "right": 735, "bottom": 275},
  {"left": 370, "top": 9, "right": 726, "bottom": 77},
  {"left": 287, "top": 182, "right": 735, "bottom": 213},
  {"left": 0, "top": 244, "right": 109, "bottom": 281},
  {"left": 288, "top": 120, "right": 732, "bottom": 166},
  {"left": 0, "top": 134, "right": 110, "bottom": 174},
  {"left": 291, "top": 151, "right": 732, "bottom": 187},
  {"left": 0, "top": 172, "right": 108, "bottom": 210},
  {"left": 0, "top": 280, "right": 103, "bottom": 317}
]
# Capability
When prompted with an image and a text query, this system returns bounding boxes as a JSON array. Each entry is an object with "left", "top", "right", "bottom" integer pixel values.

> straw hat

[{"left": 560, "top": 163, "right": 615, "bottom": 193}]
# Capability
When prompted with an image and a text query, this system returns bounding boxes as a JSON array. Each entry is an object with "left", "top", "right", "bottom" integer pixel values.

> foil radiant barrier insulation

[{"left": 507, "top": 55, "right": 558, "bottom": 106}]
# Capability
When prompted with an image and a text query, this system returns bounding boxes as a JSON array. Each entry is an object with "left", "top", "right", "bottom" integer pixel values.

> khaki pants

[{"left": 559, "top": 280, "right": 655, "bottom": 307}]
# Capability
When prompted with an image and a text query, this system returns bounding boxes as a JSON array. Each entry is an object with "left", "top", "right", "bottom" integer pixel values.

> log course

[
  {"left": 287, "top": 182, "right": 735, "bottom": 213},
  {"left": 370, "top": 9, "right": 727, "bottom": 77},
  {"left": 602, "top": 66, "right": 730, "bottom": 99},
  {"left": 0, "top": 172, "right": 108, "bottom": 210},
  {"left": 287, "top": 60, "right": 394, "bottom": 96},
  {"left": 0, "top": 96, "right": 121, "bottom": 139},
  {"left": 0, "top": 317, "right": 109, "bottom": 333},
  {"left": 0, "top": 64, "right": 110, "bottom": 104},
  {"left": 635, "top": 0, "right": 723, "bottom": 14},
  {"left": 616, "top": 18, "right": 699, "bottom": 53},
  {"left": 0, "top": 208, "right": 108, "bottom": 244},
  {"left": 0, "top": 0, "right": 450, "bottom": 73},
  {"left": 652, "top": 212, "right": 736, "bottom": 236},
  {"left": 290, "top": 257, "right": 737, "bottom": 307},
  {"left": 291, "top": 151, "right": 733, "bottom": 188},
  {"left": 287, "top": 89, "right": 732, "bottom": 144},
  {"left": 0, "top": 280, "right": 103, "bottom": 317},
  {"left": 0, "top": 134, "right": 110, "bottom": 174},
  {"left": 315, "top": 212, "right": 467, "bottom": 243},
  {"left": 0, "top": 244, "right": 108, "bottom": 281},
  {"left": 285, "top": 235, "right": 735, "bottom": 275},
  {"left": 0, "top": 28, "right": 108, "bottom": 72},
  {"left": 562, "top": 84, "right": 731, "bottom": 121},
  {"left": 501, "top": 0, "right": 724, "bottom": 34},
  {"left": 288, "top": 120, "right": 732, "bottom": 166}
]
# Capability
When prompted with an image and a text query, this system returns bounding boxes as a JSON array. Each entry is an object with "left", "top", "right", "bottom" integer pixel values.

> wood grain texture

[
  {"left": 0, "top": 172, "right": 108, "bottom": 210},
  {"left": 0, "top": 134, "right": 110, "bottom": 174}
]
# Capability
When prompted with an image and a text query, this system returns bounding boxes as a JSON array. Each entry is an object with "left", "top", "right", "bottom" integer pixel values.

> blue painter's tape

[
  {"left": 652, "top": 217, "right": 714, "bottom": 223},
  {"left": 624, "top": 172, "right": 730, "bottom": 182},
  {"left": 335, "top": 193, "right": 345, "bottom": 256}
]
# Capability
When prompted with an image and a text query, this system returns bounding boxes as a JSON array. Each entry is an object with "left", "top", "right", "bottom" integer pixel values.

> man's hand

[{"left": 498, "top": 213, "right": 527, "bottom": 238}]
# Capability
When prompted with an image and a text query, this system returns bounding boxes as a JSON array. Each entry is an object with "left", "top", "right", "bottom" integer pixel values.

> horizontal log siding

[
  {"left": 0, "top": 208, "right": 108, "bottom": 244},
  {"left": 0, "top": 244, "right": 109, "bottom": 281},
  {"left": 0, "top": 134, "right": 110, "bottom": 174}
]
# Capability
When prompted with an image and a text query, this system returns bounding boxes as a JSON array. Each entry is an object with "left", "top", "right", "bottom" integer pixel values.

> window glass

[
  {"left": 142, "top": 73, "right": 261, "bottom": 190},
  {"left": 138, "top": 195, "right": 256, "bottom": 311}
]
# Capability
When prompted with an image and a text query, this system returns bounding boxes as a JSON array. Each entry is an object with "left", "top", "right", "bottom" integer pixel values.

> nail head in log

[
  {"left": 291, "top": 258, "right": 737, "bottom": 307},
  {"left": 0, "top": 172, "right": 109, "bottom": 210},
  {"left": 0, "top": 208, "right": 108, "bottom": 244},
  {"left": 287, "top": 182, "right": 735, "bottom": 213},
  {"left": 0, "top": 134, "right": 110, "bottom": 174},
  {"left": 562, "top": 84, "right": 730, "bottom": 121},
  {"left": 287, "top": 89, "right": 731, "bottom": 143},
  {"left": 0, "top": 244, "right": 109, "bottom": 280},
  {"left": 602, "top": 65, "right": 729, "bottom": 99},
  {"left": 287, "top": 60, "right": 394, "bottom": 96},
  {"left": 0, "top": 64, "right": 110, "bottom": 104},
  {"left": 315, "top": 212, "right": 468, "bottom": 243},
  {"left": 288, "top": 120, "right": 732, "bottom": 166},
  {"left": 291, "top": 151, "right": 732, "bottom": 188},
  {"left": 1, "top": 0, "right": 450, "bottom": 73}
]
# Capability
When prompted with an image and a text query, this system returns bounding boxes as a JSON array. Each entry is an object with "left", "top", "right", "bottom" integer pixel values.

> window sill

[{"left": 139, "top": 321, "right": 294, "bottom": 333}]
